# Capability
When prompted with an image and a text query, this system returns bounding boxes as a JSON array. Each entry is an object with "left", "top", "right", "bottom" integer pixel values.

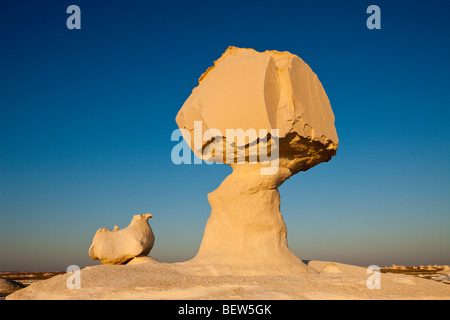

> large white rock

[
  {"left": 176, "top": 47, "right": 338, "bottom": 275},
  {"left": 88, "top": 214, "right": 155, "bottom": 265}
]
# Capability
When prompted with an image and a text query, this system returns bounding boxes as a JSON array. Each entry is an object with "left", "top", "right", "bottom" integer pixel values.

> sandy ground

[{"left": 5, "top": 258, "right": 450, "bottom": 300}]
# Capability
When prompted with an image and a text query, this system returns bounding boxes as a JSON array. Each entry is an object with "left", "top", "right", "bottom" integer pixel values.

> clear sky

[{"left": 1, "top": 0, "right": 449, "bottom": 271}]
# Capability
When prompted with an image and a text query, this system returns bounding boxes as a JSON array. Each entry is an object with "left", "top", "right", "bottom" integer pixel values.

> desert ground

[
  {"left": 3, "top": 258, "right": 449, "bottom": 300},
  {"left": 0, "top": 271, "right": 64, "bottom": 299}
]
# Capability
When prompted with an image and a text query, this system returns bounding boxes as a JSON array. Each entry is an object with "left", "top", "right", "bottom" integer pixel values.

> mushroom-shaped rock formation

[
  {"left": 89, "top": 214, "right": 155, "bottom": 265},
  {"left": 176, "top": 47, "right": 338, "bottom": 275}
]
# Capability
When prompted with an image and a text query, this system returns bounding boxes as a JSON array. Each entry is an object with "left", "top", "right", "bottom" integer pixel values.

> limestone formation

[
  {"left": 0, "top": 278, "right": 25, "bottom": 293},
  {"left": 176, "top": 47, "right": 338, "bottom": 275},
  {"left": 89, "top": 214, "right": 155, "bottom": 265}
]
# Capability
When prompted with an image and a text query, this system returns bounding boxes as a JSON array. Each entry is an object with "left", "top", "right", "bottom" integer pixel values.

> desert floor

[{"left": 3, "top": 258, "right": 450, "bottom": 300}]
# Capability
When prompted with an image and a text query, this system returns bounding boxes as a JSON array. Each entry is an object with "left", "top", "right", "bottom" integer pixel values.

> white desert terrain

[{"left": 6, "top": 257, "right": 450, "bottom": 300}]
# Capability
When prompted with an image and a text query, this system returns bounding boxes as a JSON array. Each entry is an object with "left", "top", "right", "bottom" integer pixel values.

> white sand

[{"left": 7, "top": 257, "right": 450, "bottom": 300}]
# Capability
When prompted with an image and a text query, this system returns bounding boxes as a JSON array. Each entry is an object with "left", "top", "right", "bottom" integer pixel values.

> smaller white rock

[
  {"left": 0, "top": 278, "right": 25, "bottom": 292},
  {"left": 320, "top": 262, "right": 343, "bottom": 274},
  {"left": 89, "top": 213, "right": 155, "bottom": 265}
]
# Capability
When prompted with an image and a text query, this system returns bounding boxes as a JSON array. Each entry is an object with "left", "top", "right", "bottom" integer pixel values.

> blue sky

[{"left": 1, "top": 0, "right": 449, "bottom": 271}]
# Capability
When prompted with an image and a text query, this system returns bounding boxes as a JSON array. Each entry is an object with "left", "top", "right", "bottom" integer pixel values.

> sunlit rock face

[
  {"left": 89, "top": 214, "right": 155, "bottom": 265},
  {"left": 176, "top": 47, "right": 338, "bottom": 275}
]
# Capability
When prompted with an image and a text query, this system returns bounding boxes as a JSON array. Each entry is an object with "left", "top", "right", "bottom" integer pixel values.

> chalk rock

[
  {"left": 176, "top": 47, "right": 338, "bottom": 275},
  {"left": 177, "top": 46, "right": 338, "bottom": 165},
  {"left": 89, "top": 214, "right": 155, "bottom": 265}
]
